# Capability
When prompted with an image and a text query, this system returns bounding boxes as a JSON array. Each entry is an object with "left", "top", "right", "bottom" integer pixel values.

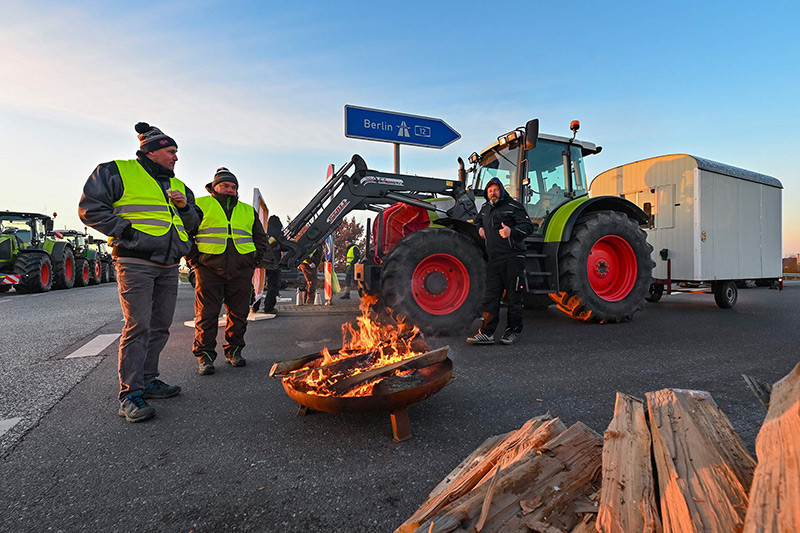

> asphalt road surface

[{"left": 1, "top": 281, "right": 798, "bottom": 532}]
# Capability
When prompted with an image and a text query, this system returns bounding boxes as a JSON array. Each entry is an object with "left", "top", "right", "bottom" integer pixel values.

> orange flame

[{"left": 286, "top": 295, "right": 425, "bottom": 397}]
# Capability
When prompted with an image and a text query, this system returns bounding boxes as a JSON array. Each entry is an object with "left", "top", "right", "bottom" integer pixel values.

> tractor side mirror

[
  {"left": 87, "top": 235, "right": 95, "bottom": 244},
  {"left": 44, "top": 219, "right": 54, "bottom": 232},
  {"left": 525, "top": 119, "right": 539, "bottom": 149}
]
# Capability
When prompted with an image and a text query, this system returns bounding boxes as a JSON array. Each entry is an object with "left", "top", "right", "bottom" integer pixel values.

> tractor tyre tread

[
  {"left": 380, "top": 228, "right": 485, "bottom": 336},
  {"left": 52, "top": 247, "right": 75, "bottom": 290},
  {"left": 14, "top": 253, "right": 53, "bottom": 294},
  {"left": 555, "top": 210, "right": 654, "bottom": 323}
]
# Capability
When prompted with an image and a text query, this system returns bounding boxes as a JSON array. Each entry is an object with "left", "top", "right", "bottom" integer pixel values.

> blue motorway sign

[{"left": 344, "top": 105, "right": 460, "bottom": 149}]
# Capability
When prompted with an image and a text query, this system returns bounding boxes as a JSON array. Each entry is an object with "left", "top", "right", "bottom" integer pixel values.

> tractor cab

[
  {"left": 468, "top": 120, "right": 601, "bottom": 232},
  {"left": 0, "top": 212, "right": 52, "bottom": 251}
]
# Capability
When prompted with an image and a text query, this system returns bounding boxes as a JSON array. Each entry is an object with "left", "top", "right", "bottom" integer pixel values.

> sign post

[
  {"left": 323, "top": 164, "right": 335, "bottom": 305},
  {"left": 345, "top": 105, "right": 460, "bottom": 172}
]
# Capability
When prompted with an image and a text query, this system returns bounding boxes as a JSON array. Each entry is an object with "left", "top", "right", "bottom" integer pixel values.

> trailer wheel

[
  {"left": 74, "top": 258, "right": 90, "bottom": 287},
  {"left": 380, "top": 228, "right": 485, "bottom": 335},
  {"left": 14, "top": 253, "right": 53, "bottom": 294},
  {"left": 645, "top": 282, "right": 664, "bottom": 303},
  {"left": 52, "top": 247, "right": 75, "bottom": 290},
  {"left": 713, "top": 281, "right": 738, "bottom": 309},
  {"left": 553, "top": 210, "right": 654, "bottom": 323}
]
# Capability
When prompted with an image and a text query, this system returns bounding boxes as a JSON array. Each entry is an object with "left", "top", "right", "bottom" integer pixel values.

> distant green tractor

[
  {"left": 0, "top": 211, "right": 76, "bottom": 293},
  {"left": 89, "top": 239, "right": 116, "bottom": 283},
  {"left": 53, "top": 230, "right": 108, "bottom": 286}
]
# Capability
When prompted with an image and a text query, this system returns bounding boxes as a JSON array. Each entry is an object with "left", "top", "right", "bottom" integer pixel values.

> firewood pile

[{"left": 396, "top": 362, "right": 800, "bottom": 533}]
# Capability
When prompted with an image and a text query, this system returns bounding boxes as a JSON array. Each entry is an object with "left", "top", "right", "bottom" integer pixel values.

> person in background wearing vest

[
  {"left": 298, "top": 246, "right": 322, "bottom": 304},
  {"left": 339, "top": 238, "right": 361, "bottom": 299},
  {"left": 79, "top": 122, "right": 200, "bottom": 423},
  {"left": 188, "top": 167, "right": 269, "bottom": 376}
]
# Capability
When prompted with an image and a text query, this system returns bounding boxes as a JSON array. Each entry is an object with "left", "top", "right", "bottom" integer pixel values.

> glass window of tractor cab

[
  {"left": 523, "top": 141, "right": 588, "bottom": 229},
  {"left": 475, "top": 143, "right": 520, "bottom": 200}
]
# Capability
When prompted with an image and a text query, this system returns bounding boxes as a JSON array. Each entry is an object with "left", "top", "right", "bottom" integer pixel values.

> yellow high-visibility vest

[
  {"left": 345, "top": 244, "right": 360, "bottom": 266},
  {"left": 111, "top": 159, "right": 188, "bottom": 243},
  {"left": 195, "top": 196, "right": 256, "bottom": 255}
]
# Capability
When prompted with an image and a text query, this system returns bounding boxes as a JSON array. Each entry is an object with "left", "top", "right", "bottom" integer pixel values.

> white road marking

[
  {"left": 0, "top": 417, "right": 23, "bottom": 437},
  {"left": 65, "top": 333, "right": 121, "bottom": 359},
  {"left": 184, "top": 312, "right": 275, "bottom": 327}
]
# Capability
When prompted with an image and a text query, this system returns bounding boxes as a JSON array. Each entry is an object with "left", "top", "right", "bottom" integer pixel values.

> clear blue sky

[{"left": 2, "top": 1, "right": 799, "bottom": 252}]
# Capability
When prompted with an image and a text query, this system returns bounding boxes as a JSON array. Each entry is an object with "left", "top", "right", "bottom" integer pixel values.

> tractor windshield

[
  {"left": 522, "top": 140, "right": 588, "bottom": 228},
  {"left": 475, "top": 143, "right": 520, "bottom": 199},
  {"left": 0, "top": 216, "right": 41, "bottom": 246}
]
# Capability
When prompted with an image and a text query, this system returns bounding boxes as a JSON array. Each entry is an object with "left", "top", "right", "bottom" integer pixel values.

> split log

[
  {"left": 329, "top": 346, "right": 449, "bottom": 395},
  {"left": 269, "top": 334, "right": 429, "bottom": 377},
  {"left": 647, "top": 388, "right": 756, "bottom": 533},
  {"left": 278, "top": 350, "right": 377, "bottom": 384},
  {"left": 744, "top": 362, "right": 800, "bottom": 532},
  {"left": 408, "top": 422, "right": 603, "bottom": 533},
  {"left": 597, "top": 393, "right": 661, "bottom": 533},
  {"left": 395, "top": 414, "right": 564, "bottom": 532}
]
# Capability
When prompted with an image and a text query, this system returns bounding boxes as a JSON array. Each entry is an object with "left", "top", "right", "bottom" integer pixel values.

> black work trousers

[
  {"left": 480, "top": 256, "right": 525, "bottom": 335},
  {"left": 193, "top": 264, "right": 254, "bottom": 361},
  {"left": 263, "top": 268, "right": 280, "bottom": 311}
]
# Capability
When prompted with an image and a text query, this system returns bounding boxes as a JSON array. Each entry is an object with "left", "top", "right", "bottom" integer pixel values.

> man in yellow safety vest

[
  {"left": 79, "top": 122, "right": 201, "bottom": 423},
  {"left": 188, "top": 167, "right": 269, "bottom": 376},
  {"left": 339, "top": 238, "right": 361, "bottom": 299}
]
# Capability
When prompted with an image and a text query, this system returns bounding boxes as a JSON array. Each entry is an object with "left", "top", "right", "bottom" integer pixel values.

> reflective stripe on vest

[
  {"left": 111, "top": 159, "right": 188, "bottom": 242},
  {"left": 195, "top": 196, "right": 256, "bottom": 255}
]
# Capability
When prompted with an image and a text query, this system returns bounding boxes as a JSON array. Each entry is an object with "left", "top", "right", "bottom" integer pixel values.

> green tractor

[
  {"left": 89, "top": 239, "right": 116, "bottom": 283},
  {"left": 52, "top": 230, "right": 106, "bottom": 286},
  {"left": 0, "top": 211, "right": 76, "bottom": 293},
  {"left": 284, "top": 119, "right": 655, "bottom": 334}
]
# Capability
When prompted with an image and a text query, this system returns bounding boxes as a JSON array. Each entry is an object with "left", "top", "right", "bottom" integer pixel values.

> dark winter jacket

[
  {"left": 186, "top": 185, "right": 271, "bottom": 279},
  {"left": 79, "top": 153, "right": 201, "bottom": 265},
  {"left": 474, "top": 178, "right": 535, "bottom": 261},
  {"left": 266, "top": 215, "right": 294, "bottom": 255}
]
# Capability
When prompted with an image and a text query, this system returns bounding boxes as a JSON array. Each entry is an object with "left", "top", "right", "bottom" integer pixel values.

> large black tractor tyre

[
  {"left": 523, "top": 293, "right": 554, "bottom": 310},
  {"left": 380, "top": 228, "right": 486, "bottom": 336},
  {"left": 88, "top": 260, "right": 101, "bottom": 285},
  {"left": 74, "top": 257, "right": 90, "bottom": 287},
  {"left": 99, "top": 261, "right": 109, "bottom": 283},
  {"left": 14, "top": 253, "right": 53, "bottom": 294},
  {"left": 52, "top": 246, "right": 75, "bottom": 290},
  {"left": 551, "top": 210, "right": 654, "bottom": 323},
  {"left": 108, "top": 260, "right": 117, "bottom": 282}
]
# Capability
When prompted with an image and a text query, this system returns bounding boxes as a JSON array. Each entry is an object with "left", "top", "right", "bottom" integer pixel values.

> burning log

[
  {"left": 597, "top": 393, "right": 661, "bottom": 533},
  {"left": 744, "top": 362, "right": 800, "bottom": 532},
  {"left": 328, "top": 346, "right": 449, "bottom": 395},
  {"left": 646, "top": 388, "right": 756, "bottom": 533}
]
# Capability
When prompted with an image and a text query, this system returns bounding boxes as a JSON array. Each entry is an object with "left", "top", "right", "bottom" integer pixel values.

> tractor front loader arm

[{"left": 281, "top": 154, "right": 477, "bottom": 268}]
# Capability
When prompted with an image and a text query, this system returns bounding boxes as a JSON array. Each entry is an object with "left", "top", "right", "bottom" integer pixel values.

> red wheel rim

[
  {"left": 65, "top": 257, "right": 73, "bottom": 280},
  {"left": 81, "top": 264, "right": 89, "bottom": 283},
  {"left": 587, "top": 235, "right": 637, "bottom": 302},
  {"left": 41, "top": 263, "right": 51, "bottom": 286},
  {"left": 94, "top": 262, "right": 100, "bottom": 279},
  {"left": 411, "top": 253, "right": 470, "bottom": 315}
]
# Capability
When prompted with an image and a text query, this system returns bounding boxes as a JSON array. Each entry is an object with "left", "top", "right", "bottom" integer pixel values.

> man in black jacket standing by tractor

[{"left": 467, "top": 177, "right": 535, "bottom": 346}]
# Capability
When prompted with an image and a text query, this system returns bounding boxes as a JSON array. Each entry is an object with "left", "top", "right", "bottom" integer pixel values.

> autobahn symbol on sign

[{"left": 344, "top": 105, "right": 460, "bottom": 149}]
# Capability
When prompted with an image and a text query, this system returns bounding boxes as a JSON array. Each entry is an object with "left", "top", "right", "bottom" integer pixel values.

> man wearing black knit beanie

[{"left": 79, "top": 122, "right": 201, "bottom": 423}]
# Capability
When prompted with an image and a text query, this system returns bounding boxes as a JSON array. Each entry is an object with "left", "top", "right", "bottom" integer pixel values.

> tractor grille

[{"left": 0, "top": 238, "right": 12, "bottom": 263}]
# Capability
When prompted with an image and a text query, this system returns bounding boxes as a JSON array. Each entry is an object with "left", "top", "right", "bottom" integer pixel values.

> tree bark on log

[
  {"left": 597, "top": 393, "right": 661, "bottom": 533},
  {"left": 407, "top": 422, "right": 603, "bottom": 533},
  {"left": 744, "top": 362, "right": 800, "bottom": 533},
  {"left": 329, "top": 346, "right": 449, "bottom": 395},
  {"left": 395, "top": 414, "right": 563, "bottom": 532},
  {"left": 647, "top": 388, "right": 756, "bottom": 533}
]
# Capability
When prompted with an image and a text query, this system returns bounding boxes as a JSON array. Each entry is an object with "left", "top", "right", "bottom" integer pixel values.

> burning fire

[{"left": 285, "top": 294, "right": 427, "bottom": 397}]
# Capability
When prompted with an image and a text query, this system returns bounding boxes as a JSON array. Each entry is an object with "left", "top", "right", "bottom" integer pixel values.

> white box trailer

[{"left": 590, "top": 154, "right": 782, "bottom": 308}]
